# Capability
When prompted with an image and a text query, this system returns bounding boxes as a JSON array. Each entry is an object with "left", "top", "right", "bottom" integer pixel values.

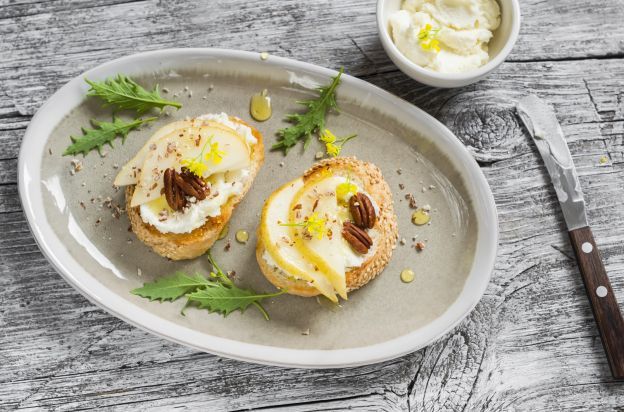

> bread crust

[
  {"left": 256, "top": 156, "right": 398, "bottom": 297},
  {"left": 126, "top": 117, "right": 264, "bottom": 260}
]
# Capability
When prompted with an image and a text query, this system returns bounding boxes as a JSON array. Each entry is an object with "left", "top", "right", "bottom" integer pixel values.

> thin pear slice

[
  {"left": 289, "top": 173, "right": 347, "bottom": 299},
  {"left": 115, "top": 119, "right": 240, "bottom": 186},
  {"left": 143, "top": 195, "right": 173, "bottom": 215},
  {"left": 115, "top": 119, "right": 194, "bottom": 186},
  {"left": 130, "top": 124, "right": 250, "bottom": 207},
  {"left": 260, "top": 178, "right": 338, "bottom": 302}
]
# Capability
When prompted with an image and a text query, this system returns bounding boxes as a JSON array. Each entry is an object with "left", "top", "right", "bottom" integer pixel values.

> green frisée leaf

[
  {"left": 63, "top": 75, "right": 180, "bottom": 157},
  {"left": 63, "top": 116, "right": 157, "bottom": 156},
  {"left": 186, "top": 282, "right": 284, "bottom": 320},
  {"left": 85, "top": 75, "right": 182, "bottom": 115},
  {"left": 131, "top": 272, "right": 210, "bottom": 302},
  {"left": 272, "top": 67, "right": 343, "bottom": 154},
  {"left": 130, "top": 252, "right": 285, "bottom": 320}
]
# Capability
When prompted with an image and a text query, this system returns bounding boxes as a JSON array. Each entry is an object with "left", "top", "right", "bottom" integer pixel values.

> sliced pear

[
  {"left": 115, "top": 119, "right": 194, "bottom": 186},
  {"left": 260, "top": 178, "right": 338, "bottom": 302},
  {"left": 115, "top": 119, "right": 243, "bottom": 186},
  {"left": 288, "top": 173, "right": 347, "bottom": 299},
  {"left": 143, "top": 195, "right": 173, "bottom": 215},
  {"left": 130, "top": 124, "right": 250, "bottom": 207}
]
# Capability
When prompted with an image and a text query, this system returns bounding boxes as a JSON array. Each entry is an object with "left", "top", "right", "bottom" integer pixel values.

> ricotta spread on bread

[
  {"left": 115, "top": 113, "right": 257, "bottom": 234},
  {"left": 140, "top": 169, "right": 250, "bottom": 233},
  {"left": 197, "top": 112, "right": 257, "bottom": 146}
]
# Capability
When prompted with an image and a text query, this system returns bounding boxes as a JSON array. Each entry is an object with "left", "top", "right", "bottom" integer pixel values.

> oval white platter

[{"left": 19, "top": 48, "right": 497, "bottom": 368}]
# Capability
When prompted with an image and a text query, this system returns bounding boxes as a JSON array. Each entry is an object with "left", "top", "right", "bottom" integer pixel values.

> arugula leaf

[
  {"left": 63, "top": 116, "right": 156, "bottom": 156},
  {"left": 187, "top": 283, "right": 284, "bottom": 320},
  {"left": 130, "top": 252, "right": 286, "bottom": 320},
  {"left": 131, "top": 272, "right": 209, "bottom": 302},
  {"left": 85, "top": 75, "right": 182, "bottom": 115},
  {"left": 272, "top": 67, "right": 343, "bottom": 154}
]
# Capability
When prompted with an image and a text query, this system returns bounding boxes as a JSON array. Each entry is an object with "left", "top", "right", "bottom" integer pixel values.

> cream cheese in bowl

[{"left": 389, "top": 0, "right": 501, "bottom": 73}]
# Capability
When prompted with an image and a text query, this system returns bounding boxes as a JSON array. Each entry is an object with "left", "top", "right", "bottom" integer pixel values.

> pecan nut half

[
  {"left": 180, "top": 167, "right": 209, "bottom": 200},
  {"left": 348, "top": 192, "right": 376, "bottom": 229},
  {"left": 342, "top": 221, "right": 373, "bottom": 254},
  {"left": 164, "top": 168, "right": 210, "bottom": 211},
  {"left": 164, "top": 168, "right": 186, "bottom": 211}
]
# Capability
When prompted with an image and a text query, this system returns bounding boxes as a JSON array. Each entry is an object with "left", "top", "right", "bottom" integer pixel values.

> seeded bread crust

[
  {"left": 126, "top": 117, "right": 264, "bottom": 260},
  {"left": 256, "top": 156, "right": 398, "bottom": 297}
]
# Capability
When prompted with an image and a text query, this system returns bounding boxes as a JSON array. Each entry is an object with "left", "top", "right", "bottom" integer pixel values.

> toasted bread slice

[
  {"left": 256, "top": 156, "right": 398, "bottom": 298},
  {"left": 126, "top": 117, "right": 264, "bottom": 260}
]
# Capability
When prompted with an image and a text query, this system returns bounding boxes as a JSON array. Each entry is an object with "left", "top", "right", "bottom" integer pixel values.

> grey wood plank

[
  {"left": 0, "top": 159, "right": 17, "bottom": 184},
  {"left": 0, "top": 117, "right": 29, "bottom": 160},
  {"left": 2, "top": 0, "right": 624, "bottom": 117},
  {"left": 0, "top": 184, "right": 20, "bottom": 213}
]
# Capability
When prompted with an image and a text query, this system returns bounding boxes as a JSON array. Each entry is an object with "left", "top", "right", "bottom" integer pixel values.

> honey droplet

[
  {"left": 235, "top": 229, "right": 249, "bottom": 244},
  {"left": 250, "top": 89, "right": 272, "bottom": 122},
  {"left": 400, "top": 269, "right": 415, "bottom": 283},
  {"left": 411, "top": 208, "right": 431, "bottom": 226}
]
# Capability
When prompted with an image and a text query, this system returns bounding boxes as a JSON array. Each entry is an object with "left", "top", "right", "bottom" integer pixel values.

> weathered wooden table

[{"left": 2, "top": 1, "right": 624, "bottom": 410}]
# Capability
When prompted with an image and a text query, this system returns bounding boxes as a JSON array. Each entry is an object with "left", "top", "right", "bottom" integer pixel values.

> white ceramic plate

[{"left": 19, "top": 48, "right": 497, "bottom": 368}]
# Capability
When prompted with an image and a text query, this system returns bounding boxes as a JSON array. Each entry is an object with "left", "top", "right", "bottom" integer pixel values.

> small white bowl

[{"left": 377, "top": 0, "right": 521, "bottom": 88}]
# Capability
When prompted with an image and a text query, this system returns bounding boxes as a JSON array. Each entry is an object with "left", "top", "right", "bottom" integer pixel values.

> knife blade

[
  {"left": 516, "top": 95, "right": 624, "bottom": 379},
  {"left": 516, "top": 95, "right": 587, "bottom": 230}
]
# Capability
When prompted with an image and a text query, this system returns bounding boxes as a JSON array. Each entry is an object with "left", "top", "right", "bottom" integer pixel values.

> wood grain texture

[{"left": 1, "top": 0, "right": 624, "bottom": 410}]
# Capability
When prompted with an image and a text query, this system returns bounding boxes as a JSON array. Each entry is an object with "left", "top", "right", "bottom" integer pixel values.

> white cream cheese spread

[
  {"left": 140, "top": 169, "right": 249, "bottom": 234},
  {"left": 197, "top": 112, "right": 257, "bottom": 145},
  {"left": 139, "top": 113, "right": 255, "bottom": 234},
  {"left": 389, "top": 0, "right": 501, "bottom": 73}
]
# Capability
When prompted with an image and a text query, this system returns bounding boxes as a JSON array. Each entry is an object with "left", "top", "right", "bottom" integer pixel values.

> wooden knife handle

[{"left": 569, "top": 226, "right": 624, "bottom": 379}]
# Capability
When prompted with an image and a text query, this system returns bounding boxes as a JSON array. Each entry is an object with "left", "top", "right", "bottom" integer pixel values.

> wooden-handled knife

[{"left": 517, "top": 95, "right": 624, "bottom": 379}]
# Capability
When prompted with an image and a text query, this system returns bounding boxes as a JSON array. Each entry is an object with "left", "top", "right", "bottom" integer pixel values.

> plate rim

[{"left": 18, "top": 48, "right": 498, "bottom": 368}]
